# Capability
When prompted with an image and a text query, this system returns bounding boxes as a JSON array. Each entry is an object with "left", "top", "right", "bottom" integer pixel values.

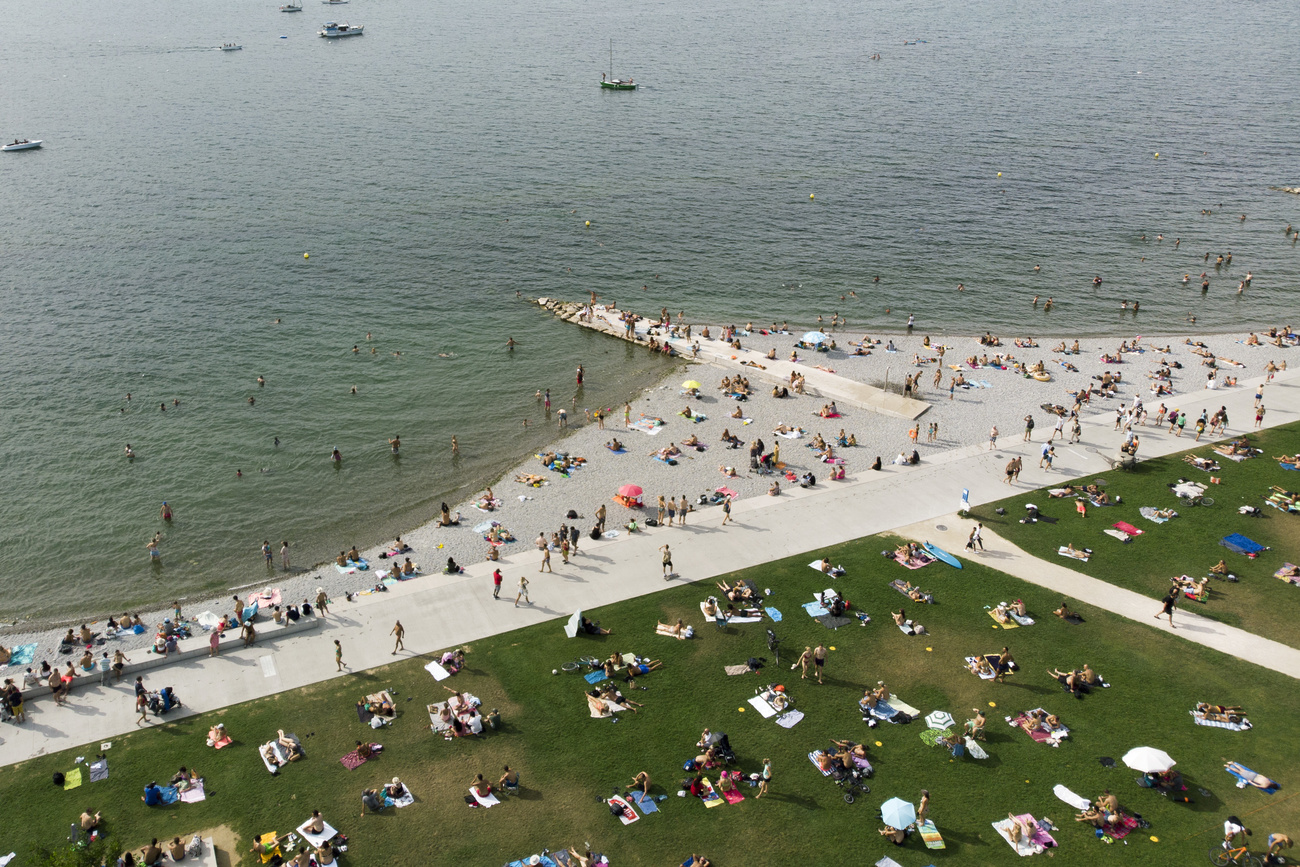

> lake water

[{"left": 2, "top": 0, "right": 1297, "bottom": 618}]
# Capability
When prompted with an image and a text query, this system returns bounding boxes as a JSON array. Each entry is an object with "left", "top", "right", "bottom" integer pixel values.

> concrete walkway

[
  {"left": 2, "top": 368, "right": 1295, "bottom": 766},
  {"left": 894, "top": 517, "right": 1300, "bottom": 677}
]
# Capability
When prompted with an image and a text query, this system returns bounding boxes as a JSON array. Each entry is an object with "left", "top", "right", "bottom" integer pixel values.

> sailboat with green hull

[{"left": 599, "top": 40, "right": 636, "bottom": 90}]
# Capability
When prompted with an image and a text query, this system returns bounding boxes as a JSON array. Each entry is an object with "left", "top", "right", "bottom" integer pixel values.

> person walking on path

[
  {"left": 1023, "top": 414, "right": 1035, "bottom": 442},
  {"left": 1256, "top": 384, "right": 1264, "bottom": 408},
  {"left": 569, "top": 523, "right": 580, "bottom": 555},
  {"left": 560, "top": 534, "right": 570, "bottom": 564},
  {"left": 721, "top": 496, "right": 732, "bottom": 525},
  {"left": 515, "top": 575, "right": 530, "bottom": 607},
  {"left": 813, "top": 643, "right": 827, "bottom": 684},
  {"left": 1040, "top": 445, "right": 1055, "bottom": 470},
  {"left": 390, "top": 621, "right": 405, "bottom": 654},
  {"left": 679, "top": 494, "right": 689, "bottom": 526},
  {"left": 492, "top": 568, "right": 503, "bottom": 599},
  {"left": 281, "top": 541, "right": 291, "bottom": 571},
  {"left": 988, "top": 426, "right": 998, "bottom": 450},
  {"left": 136, "top": 691, "right": 149, "bottom": 725},
  {"left": 756, "top": 759, "right": 772, "bottom": 798},
  {"left": 660, "top": 544, "right": 674, "bottom": 579},
  {"left": 1155, "top": 589, "right": 1178, "bottom": 629},
  {"left": 1256, "top": 404, "right": 1266, "bottom": 429},
  {"left": 793, "top": 646, "right": 812, "bottom": 679},
  {"left": 539, "top": 544, "right": 552, "bottom": 573},
  {"left": 1049, "top": 416, "right": 1065, "bottom": 443},
  {"left": 334, "top": 639, "right": 346, "bottom": 671}
]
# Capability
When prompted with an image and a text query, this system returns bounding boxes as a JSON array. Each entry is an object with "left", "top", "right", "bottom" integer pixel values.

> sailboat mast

[{"left": 609, "top": 39, "right": 613, "bottom": 79}]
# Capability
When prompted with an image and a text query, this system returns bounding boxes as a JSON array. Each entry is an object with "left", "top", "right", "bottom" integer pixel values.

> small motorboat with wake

[
  {"left": 219, "top": 43, "right": 243, "bottom": 50},
  {"left": 3, "top": 139, "right": 42, "bottom": 151},
  {"left": 280, "top": 1, "right": 303, "bottom": 10}
]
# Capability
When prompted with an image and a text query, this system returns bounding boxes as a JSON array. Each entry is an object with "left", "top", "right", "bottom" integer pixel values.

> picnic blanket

[
  {"left": 724, "top": 664, "right": 752, "bottom": 676},
  {"left": 1010, "top": 710, "right": 1069, "bottom": 745},
  {"left": 1053, "top": 784, "right": 1090, "bottom": 810},
  {"left": 1104, "top": 814, "right": 1141, "bottom": 840},
  {"left": 88, "top": 759, "right": 109, "bottom": 782},
  {"left": 1058, "top": 546, "right": 1091, "bottom": 562},
  {"left": 178, "top": 781, "right": 206, "bottom": 803},
  {"left": 1222, "top": 533, "right": 1267, "bottom": 555},
  {"left": 1192, "top": 711, "right": 1252, "bottom": 731},
  {"left": 627, "top": 789, "right": 658, "bottom": 813},
  {"left": 340, "top": 744, "right": 380, "bottom": 770},
  {"left": 296, "top": 820, "right": 339, "bottom": 847},
  {"left": 1275, "top": 564, "right": 1300, "bottom": 585},
  {"left": 469, "top": 788, "right": 501, "bottom": 808},
  {"left": 1139, "top": 506, "right": 1174, "bottom": 523},
  {"left": 991, "top": 815, "right": 1056, "bottom": 855}
]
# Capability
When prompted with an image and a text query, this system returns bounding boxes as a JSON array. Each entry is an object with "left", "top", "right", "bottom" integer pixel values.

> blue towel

[
  {"left": 159, "top": 786, "right": 180, "bottom": 804},
  {"left": 628, "top": 790, "right": 659, "bottom": 813},
  {"left": 584, "top": 670, "right": 608, "bottom": 685},
  {"left": 9, "top": 643, "right": 37, "bottom": 666},
  {"left": 1221, "top": 533, "right": 1266, "bottom": 554},
  {"left": 765, "top": 607, "right": 783, "bottom": 622},
  {"left": 1226, "top": 763, "right": 1279, "bottom": 793},
  {"left": 803, "top": 601, "right": 829, "bottom": 618},
  {"left": 1281, "top": 462, "right": 1299, "bottom": 471}
]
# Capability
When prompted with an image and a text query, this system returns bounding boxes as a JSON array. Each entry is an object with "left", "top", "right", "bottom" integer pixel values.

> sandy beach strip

[{"left": 0, "top": 318, "right": 1289, "bottom": 672}]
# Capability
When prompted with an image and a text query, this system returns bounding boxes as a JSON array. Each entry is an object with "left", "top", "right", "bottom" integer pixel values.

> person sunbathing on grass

[
  {"left": 600, "top": 684, "right": 641, "bottom": 712},
  {"left": 471, "top": 774, "right": 493, "bottom": 797},
  {"left": 1006, "top": 814, "right": 1037, "bottom": 844},
  {"left": 658, "top": 618, "right": 686, "bottom": 636},
  {"left": 1048, "top": 486, "right": 1078, "bottom": 498},
  {"left": 831, "top": 739, "right": 870, "bottom": 762},
  {"left": 993, "top": 604, "right": 1015, "bottom": 625},
  {"left": 1053, "top": 601, "right": 1079, "bottom": 620},
  {"left": 879, "top": 825, "right": 906, "bottom": 845},
  {"left": 1196, "top": 703, "right": 1245, "bottom": 723},
  {"left": 625, "top": 659, "right": 663, "bottom": 680},
  {"left": 968, "top": 656, "right": 995, "bottom": 677},
  {"left": 1075, "top": 806, "right": 1104, "bottom": 828},
  {"left": 899, "top": 581, "right": 931, "bottom": 603},
  {"left": 1047, "top": 668, "right": 1084, "bottom": 695},
  {"left": 859, "top": 689, "right": 880, "bottom": 713}
]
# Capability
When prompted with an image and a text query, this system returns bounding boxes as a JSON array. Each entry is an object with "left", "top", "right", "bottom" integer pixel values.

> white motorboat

[
  {"left": 219, "top": 43, "right": 243, "bottom": 50},
  {"left": 319, "top": 21, "right": 362, "bottom": 36},
  {"left": 322, "top": 0, "right": 348, "bottom": 4},
  {"left": 2, "top": 139, "right": 42, "bottom": 151},
  {"left": 280, "top": 1, "right": 303, "bottom": 10}
]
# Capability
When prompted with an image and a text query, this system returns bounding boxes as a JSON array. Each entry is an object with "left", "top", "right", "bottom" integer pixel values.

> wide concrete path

[
  {"left": 2, "top": 368, "right": 1295, "bottom": 766},
  {"left": 894, "top": 518, "right": 1300, "bottom": 676}
]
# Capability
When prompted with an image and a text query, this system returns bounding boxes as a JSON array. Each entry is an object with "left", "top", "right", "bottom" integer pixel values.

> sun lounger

[
  {"left": 469, "top": 788, "right": 501, "bottom": 808},
  {"left": 295, "top": 820, "right": 338, "bottom": 848}
]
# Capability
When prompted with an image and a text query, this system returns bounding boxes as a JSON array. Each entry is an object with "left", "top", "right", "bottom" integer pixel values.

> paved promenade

[{"left": 1, "top": 369, "right": 1294, "bottom": 766}]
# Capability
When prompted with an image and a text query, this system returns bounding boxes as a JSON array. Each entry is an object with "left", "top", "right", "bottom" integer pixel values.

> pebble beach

[{"left": 0, "top": 313, "right": 1288, "bottom": 676}]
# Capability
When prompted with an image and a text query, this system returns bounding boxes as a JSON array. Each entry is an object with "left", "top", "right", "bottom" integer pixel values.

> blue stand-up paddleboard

[{"left": 922, "top": 542, "right": 962, "bottom": 569}]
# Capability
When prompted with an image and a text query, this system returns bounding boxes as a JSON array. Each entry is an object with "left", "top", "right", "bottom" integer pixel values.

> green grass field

[
  {"left": 6, "top": 528, "right": 1300, "bottom": 867},
  {"left": 969, "top": 422, "right": 1300, "bottom": 646}
]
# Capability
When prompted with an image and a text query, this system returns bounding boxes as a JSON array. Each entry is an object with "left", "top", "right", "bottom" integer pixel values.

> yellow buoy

[
  {"left": 997, "top": 172, "right": 1002, "bottom": 177},
  {"left": 303, "top": 253, "right": 309, "bottom": 259},
  {"left": 585, "top": 221, "right": 590, "bottom": 226},
  {"left": 809, "top": 193, "right": 815, "bottom": 199},
  {"left": 1154, "top": 153, "right": 1159, "bottom": 159}
]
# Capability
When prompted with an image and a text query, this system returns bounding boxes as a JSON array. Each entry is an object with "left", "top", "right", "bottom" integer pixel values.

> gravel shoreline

[{"left": 1, "top": 319, "right": 1286, "bottom": 677}]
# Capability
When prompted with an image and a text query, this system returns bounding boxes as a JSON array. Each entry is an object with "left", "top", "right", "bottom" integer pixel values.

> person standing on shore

[
  {"left": 624, "top": 403, "right": 631, "bottom": 427},
  {"left": 596, "top": 503, "right": 607, "bottom": 533},
  {"left": 315, "top": 588, "right": 330, "bottom": 616},
  {"left": 1023, "top": 414, "right": 1035, "bottom": 442},
  {"left": 576, "top": 365, "right": 584, "bottom": 387},
  {"left": 660, "top": 544, "right": 673, "bottom": 579},
  {"left": 262, "top": 541, "right": 273, "bottom": 567},
  {"left": 570, "top": 523, "right": 580, "bottom": 555},
  {"left": 515, "top": 575, "right": 530, "bottom": 607},
  {"left": 390, "top": 621, "right": 405, "bottom": 654},
  {"left": 281, "top": 541, "right": 290, "bottom": 571},
  {"left": 679, "top": 495, "right": 689, "bottom": 526},
  {"left": 988, "top": 426, "right": 998, "bottom": 450}
]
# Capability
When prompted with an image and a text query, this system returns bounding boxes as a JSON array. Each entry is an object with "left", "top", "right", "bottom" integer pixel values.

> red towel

[{"left": 1113, "top": 521, "right": 1144, "bottom": 536}]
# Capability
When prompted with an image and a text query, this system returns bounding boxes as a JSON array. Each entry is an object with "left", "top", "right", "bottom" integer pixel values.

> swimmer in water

[
  {"left": 160, "top": 502, "right": 172, "bottom": 521},
  {"left": 160, "top": 403, "right": 166, "bottom": 412},
  {"left": 389, "top": 435, "right": 400, "bottom": 454},
  {"left": 350, "top": 385, "right": 357, "bottom": 394},
  {"left": 370, "top": 346, "right": 376, "bottom": 354},
  {"left": 125, "top": 444, "right": 135, "bottom": 458},
  {"left": 236, "top": 469, "right": 242, "bottom": 477},
  {"left": 506, "top": 337, "right": 516, "bottom": 350},
  {"left": 247, "top": 396, "right": 255, "bottom": 405},
  {"left": 274, "top": 318, "right": 281, "bottom": 324},
  {"left": 353, "top": 345, "right": 359, "bottom": 353},
  {"left": 274, "top": 437, "right": 280, "bottom": 447},
  {"left": 1033, "top": 265, "right": 1041, "bottom": 272},
  {"left": 366, "top": 332, "right": 371, "bottom": 341},
  {"left": 331, "top": 448, "right": 342, "bottom": 463},
  {"left": 257, "top": 376, "right": 265, "bottom": 386}
]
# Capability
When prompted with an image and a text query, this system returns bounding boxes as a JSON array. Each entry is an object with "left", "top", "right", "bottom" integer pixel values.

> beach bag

[{"left": 53, "top": 772, "right": 65, "bottom": 787}]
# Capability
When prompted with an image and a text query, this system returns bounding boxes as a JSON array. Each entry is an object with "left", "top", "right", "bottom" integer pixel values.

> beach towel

[
  {"left": 715, "top": 486, "right": 738, "bottom": 498},
  {"left": 1103, "top": 528, "right": 1131, "bottom": 542},
  {"left": 765, "top": 607, "right": 782, "bottom": 621},
  {"left": 775, "top": 710, "right": 804, "bottom": 728},
  {"left": 701, "top": 601, "right": 762, "bottom": 623},
  {"left": 869, "top": 701, "right": 898, "bottom": 721},
  {"left": 6, "top": 643, "right": 36, "bottom": 667},
  {"left": 919, "top": 727, "right": 952, "bottom": 746},
  {"left": 965, "top": 656, "right": 997, "bottom": 680},
  {"left": 390, "top": 787, "right": 415, "bottom": 808},
  {"left": 1222, "top": 533, "right": 1267, "bottom": 555},
  {"left": 1058, "top": 546, "right": 1091, "bottom": 562},
  {"left": 874, "top": 858, "right": 904, "bottom": 867},
  {"left": 62, "top": 768, "right": 82, "bottom": 790},
  {"left": 158, "top": 786, "right": 180, "bottom": 805},
  {"left": 1139, "top": 506, "right": 1173, "bottom": 524},
  {"left": 891, "top": 698, "right": 921, "bottom": 717},
  {"left": 1281, "top": 462, "right": 1300, "bottom": 471},
  {"left": 1104, "top": 814, "right": 1141, "bottom": 840},
  {"left": 889, "top": 579, "right": 931, "bottom": 602},
  {"left": 774, "top": 430, "right": 804, "bottom": 439},
  {"left": 659, "top": 623, "right": 690, "bottom": 639},
  {"left": 296, "top": 820, "right": 338, "bottom": 847},
  {"left": 424, "top": 660, "right": 451, "bottom": 681},
  {"left": 989, "top": 610, "right": 1020, "bottom": 629},
  {"left": 588, "top": 696, "right": 626, "bottom": 718},
  {"left": 816, "top": 614, "right": 853, "bottom": 629},
  {"left": 747, "top": 695, "right": 779, "bottom": 719},
  {"left": 584, "top": 670, "right": 610, "bottom": 684},
  {"left": 469, "top": 788, "right": 501, "bottom": 808},
  {"left": 178, "top": 781, "right": 206, "bottom": 803},
  {"left": 1192, "top": 711, "right": 1252, "bottom": 731},
  {"left": 965, "top": 737, "right": 989, "bottom": 759},
  {"left": 808, "top": 751, "right": 833, "bottom": 776},
  {"left": 340, "top": 750, "right": 369, "bottom": 770},
  {"left": 1053, "top": 784, "right": 1090, "bottom": 810},
  {"left": 1275, "top": 564, "right": 1300, "bottom": 585},
  {"left": 247, "top": 588, "right": 282, "bottom": 607},
  {"left": 992, "top": 815, "right": 1056, "bottom": 855},
  {"left": 1011, "top": 711, "right": 1069, "bottom": 745},
  {"left": 918, "top": 820, "right": 945, "bottom": 849},
  {"left": 629, "top": 419, "right": 663, "bottom": 435},
  {"left": 802, "top": 601, "right": 829, "bottom": 618},
  {"left": 699, "top": 777, "right": 724, "bottom": 808},
  {"left": 211, "top": 734, "right": 233, "bottom": 749},
  {"left": 1114, "top": 521, "right": 1144, "bottom": 536},
  {"left": 1226, "top": 763, "right": 1279, "bottom": 792},
  {"left": 627, "top": 789, "right": 658, "bottom": 813},
  {"left": 724, "top": 664, "right": 752, "bottom": 676}
]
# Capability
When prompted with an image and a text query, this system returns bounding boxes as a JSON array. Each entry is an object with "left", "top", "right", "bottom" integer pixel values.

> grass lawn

[
  {"left": 968, "top": 421, "right": 1300, "bottom": 647},
  {"left": 5, "top": 532, "right": 1300, "bottom": 867}
]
